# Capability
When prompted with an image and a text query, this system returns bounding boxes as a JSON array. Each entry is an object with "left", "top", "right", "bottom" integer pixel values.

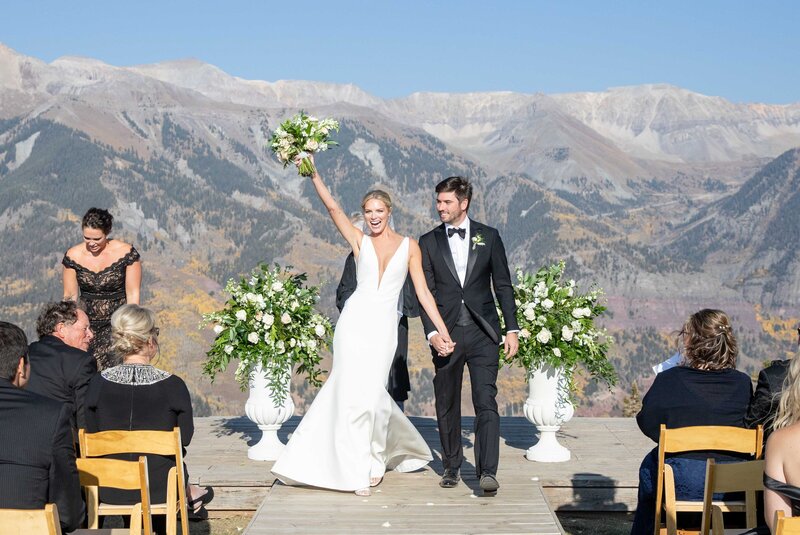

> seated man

[
  {"left": 0, "top": 321, "right": 83, "bottom": 532},
  {"left": 27, "top": 301, "right": 97, "bottom": 429}
]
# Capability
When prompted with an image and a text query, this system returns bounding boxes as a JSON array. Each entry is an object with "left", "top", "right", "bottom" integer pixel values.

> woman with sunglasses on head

[
  {"left": 63, "top": 208, "right": 141, "bottom": 370},
  {"left": 85, "top": 304, "right": 212, "bottom": 526}
]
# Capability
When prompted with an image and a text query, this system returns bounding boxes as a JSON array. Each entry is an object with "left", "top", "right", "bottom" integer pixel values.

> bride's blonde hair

[
  {"left": 773, "top": 356, "right": 800, "bottom": 431},
  {"left": 111, "top": 304, "right": 158, "bottom": 357},
  {"left": 361, "top": 190, "right": 392, "bottom": 211}
]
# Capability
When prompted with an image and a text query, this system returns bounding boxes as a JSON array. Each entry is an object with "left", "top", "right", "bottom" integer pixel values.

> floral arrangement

[
  {"left": 500, "top": 261, "right": 616, "bottom": 393},
  {"left": 268, "top": 112, "right": 339, "bottom": 177},
  {"left": 201, "top": 264, "right": 332, "bottom": 404}
]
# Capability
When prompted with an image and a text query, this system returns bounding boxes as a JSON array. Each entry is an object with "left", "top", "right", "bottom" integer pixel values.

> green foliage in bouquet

[
  {"left": 268, "top": 111, "right": 339, "bottom": 177},
  {"left": 499, "top": 261, "right": 617, "bottom": 394},
  {"left": 201, "top": 264, "right": 332, "bottom": 404}
]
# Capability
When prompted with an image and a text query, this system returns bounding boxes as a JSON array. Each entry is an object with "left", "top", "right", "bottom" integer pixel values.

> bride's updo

[
  {"left": 111, "top": 304, "right": 158, "bottom": 357},
  {"left": 361, "top": 190, "right": 392, "bottom": 211}
]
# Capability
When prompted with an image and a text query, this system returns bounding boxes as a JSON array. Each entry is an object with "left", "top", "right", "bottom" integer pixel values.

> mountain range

[{"left": 0, "top": 43, "right": 797, "bottom": 416}]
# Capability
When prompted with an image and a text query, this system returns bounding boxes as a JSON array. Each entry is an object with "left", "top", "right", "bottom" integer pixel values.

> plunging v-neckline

[{"left": 367, "top": 236, "right": 407, "bottom": 291}]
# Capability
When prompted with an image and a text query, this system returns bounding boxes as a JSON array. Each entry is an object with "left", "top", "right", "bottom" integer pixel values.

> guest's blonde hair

[
  {"left": 111, "top": 304, "right": 158, "bottom": 357},
  {"left": 361, "top": 190, "right": 392, "bottom": 211},
  {"left": 773, "top": 356, "right": 800, "bottom": 431}
]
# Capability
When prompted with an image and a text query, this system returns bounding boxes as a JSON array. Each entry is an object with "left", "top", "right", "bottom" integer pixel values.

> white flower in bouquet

[
  {"left": 553, "top": 347, "right": 562, "bottom": 357},
  {"left": 307, "top": 339, "right": 317, "bottom": 350},
  {"left": 224, "top": 345, "right": 234, "bottom": 355},
  {"left": 542, "top": 298, "right": 554, "bottom": 310},
  {"left": 245, "top": 292, "right": 257, "bottom": 302},
  {"left": 571, "top": 320, "right": 583, "bottom": 332},
  {"left": 213, "top": 325, "right": 224, "bottom": 335},
  {"left": 290, "top": 300, "right": 299, "bottom": 311},
  {"left": 275, "top": 340, "right": 286, "bottom": 354},
  {"left": 247, "top": 332, "right": 259, "bottom": 344},
  {"left": 271, "top": 282, "right": 284, "bottom": 292},
  {"left": 523, "top": 307, "right": 536, "bottom": 321},
  {"left": 262, "top": 313, "right": 274, "bottom": 326},
  {"left": 315, "top": 324, "right": 326, "bottom": 337},
  {"left": 289, "top": 338, "right": 296, "bottom": 347},
  {"left": 235, "top": 310, "right": 247, "bottom": 321},
  {"left": 561, "top": 326, "right": 574, "bottom": 342},
  {"left": 534, "top": 281, "right": 548, "bottom": 298},
  {"left": 571, "top": 307, "right": 591, "bottom": 319},
  {"left": 519, "top": 328, "right": 531, "bottom": 339},
  {"left": 281, "top": 313, "right": 292, "bottom": 324},
  {"left": 536, "top": 328, "right": 552, "bottom": 344}
]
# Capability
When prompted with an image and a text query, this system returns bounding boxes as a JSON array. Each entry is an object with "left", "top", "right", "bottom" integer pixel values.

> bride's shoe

[
  {"left": 355, "top": 488, "right": 371, "bottom": 496},
  {"left": 370, "top": 476, "right": 383, "bottom": 487}
]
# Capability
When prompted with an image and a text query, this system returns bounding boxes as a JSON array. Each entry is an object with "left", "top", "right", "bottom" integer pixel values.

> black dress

[
  {"left": 62, "top": 247, "right": 140, "bottom": 370},
  {"left": 85, "top": 364, "right": 193, "bottom": 505}
]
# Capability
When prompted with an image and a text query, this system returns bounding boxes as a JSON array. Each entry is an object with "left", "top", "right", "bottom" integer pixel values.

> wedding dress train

[{"left": 271, "top": 235, "right": 432, "bottom": 491}]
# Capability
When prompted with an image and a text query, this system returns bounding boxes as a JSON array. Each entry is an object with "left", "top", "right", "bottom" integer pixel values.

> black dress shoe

[
  {"left": 439, "top": 469, "right": 460, "bottom": 488},
  {"left": 479, "top": 474, "right": 500, "bottom": 493}
]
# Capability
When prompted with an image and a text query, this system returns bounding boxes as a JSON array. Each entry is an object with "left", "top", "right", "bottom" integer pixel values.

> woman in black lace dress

[{"left": 62, "top": 208, "right": 141, "bottom": 369}]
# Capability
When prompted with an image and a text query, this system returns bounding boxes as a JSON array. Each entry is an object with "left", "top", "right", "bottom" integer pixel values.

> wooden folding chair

[
  {"left": 775, "top": 511, "right": 800, "bottom": 534},
  {"left": 654, "top": 424, "right": 763, "bottom": 535},
  {"left": 77, "top": 457, "right": 153, "bottom": 535},
  {"left": 79, "top": 428, "right": 188, "bottom": 535},
  {"left": 0, "top": 503, "right": 61, "bottom": 534},
  {"left": 699, "top": 458, "right": 764, "bottom": 535}
]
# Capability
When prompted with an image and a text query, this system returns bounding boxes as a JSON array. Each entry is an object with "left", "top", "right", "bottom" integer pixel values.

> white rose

[
  {"left": 571, "top": 308, "right": 587, "bottom": 319},
  {"left": 534, "top": 281, "right": 548, "bottom": 298},
  {"left": 213, "top": 325, "right": 224, "bottom": 334},
  {"left": 262, "top": 314, "right": 274, "bottom": 327},
  {"left": 291, "top": 300, "right": 299, "bottom": 311},
  {"left": 536, "top": 328, "right": 551, "bottom": 344},
  {"left": 281, "top": 313, "right": 292, "bottom": 324},
  {"left": 315, "top": 324, "right": 326, "bottom": 337},
  {"left": 271, "top": 282, "right": 284, "bottom": 292},
  {"left": 542, "top": 298, "right": 554, "bottom": 310},
  {"left": 553, "top": 347, "right": 562, "bottom": 358},
  {"left": 245, "top": 292, "right": 257, "bottom": 302},
  {"left": 275, "top": 340, "right": 285, "bottom": 354},
  {"left": 571, "top": 320, "right": 582, "bottom": 332},
  {"left": 519, "top": 328, "right": 531, "bottom": 339},
  {"left": 223, "top": 345, "right": 234, "bottom": 355},
  {"left": 247, "top": 332, "right": 259, "bottom": 344},
  {"left": 561, "top": 326, "right": 574, "bottom": 342},
  {"left": 523, "top": 307, "right": 536, "bottom": 321},
  {"left": 304, "top": 139, "right": 319, "bottom": 151},
  {"left": 289, "top": 338, "right": 296, "bottom": 347},
  {"left": 307, "top": 339, "right": 317, "bottom": 350},
  {"left": 278, "top": 150, "right": 289, "bottom": 162},
  {"left": 235, "top": 310, "right": 247, "bottom": 321},
  {"left": 514, "top": 299, "right": 521, "bottom": 307},
  {"left": 255, "top": 311, "right": 263, "bottom": 321}
]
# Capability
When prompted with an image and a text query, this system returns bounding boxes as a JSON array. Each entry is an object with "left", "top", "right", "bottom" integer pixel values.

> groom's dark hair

[{"left": 436, "top": 176, "right": 473, "bottom": 210}]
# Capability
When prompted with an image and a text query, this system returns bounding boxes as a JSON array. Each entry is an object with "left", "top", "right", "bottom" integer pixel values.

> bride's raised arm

[
  {"left": 407, "top": 239, "right": 454, "bottom": 353},
  {"left": 302, "top": 154, "right": 363, "bottom": 253}
]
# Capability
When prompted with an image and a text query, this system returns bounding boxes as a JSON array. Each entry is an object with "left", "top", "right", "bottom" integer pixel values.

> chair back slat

[
  {"left": 775, "top": 510, "right": 800, "bottom": 535},
  {"left": 79, "top": 428, "right": 179, "bottom": 457},
  {"left": 0, "top": 503, "right": 61, "bottom": 534},
  {"left": 78, "top": 458, "right": 145, "bottom": 489},
  {"left": 662, "top": 426, "right": 763, "bottom": 456}
]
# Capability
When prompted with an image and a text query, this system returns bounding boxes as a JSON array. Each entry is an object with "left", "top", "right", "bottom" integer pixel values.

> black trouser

[
  {"left": 432, "top": 323, "right": 499, "bottom": 477},
  {"left": 388, "top": 316, "right": 411, "bottom": 403}
]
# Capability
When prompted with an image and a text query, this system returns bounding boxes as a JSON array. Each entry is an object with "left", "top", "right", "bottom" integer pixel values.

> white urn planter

[
  {"left": 244, "top": 366, "right": 295, "bottom": 461},
  {"left": 523, "top": 364, "right": 574, "bottom": 462}
]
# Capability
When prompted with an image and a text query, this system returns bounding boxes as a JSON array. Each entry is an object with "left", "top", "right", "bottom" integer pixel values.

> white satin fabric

[{"left": 271, "top": 235, "right": 431, "bottom": 491}]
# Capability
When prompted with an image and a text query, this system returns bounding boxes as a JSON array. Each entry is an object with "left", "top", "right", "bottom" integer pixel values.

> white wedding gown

[{"left": 271, "top": 235, "right": 432, "bottom": 491}]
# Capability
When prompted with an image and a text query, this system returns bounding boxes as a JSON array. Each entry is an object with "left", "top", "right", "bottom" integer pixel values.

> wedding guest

[
  {"left": 85, "top": 305, "right": 211, "bottom": 527},
  {"left": 63, "top": 207, "right": 141, "bottom": 370},
  {"left": 745, "top": 346, "right": 796, "bottom": 444},
  {"left": 763, "top": 326, "right": 800, "bottom": 531},
  {"left": 26, "top": 301, "right": 97, "bottom": 429},
  {"left": 0, "top": 321, "right": 83, "bottom": 532},
  {"left": 630, "top": 309, "right": 752, "bottom": 535}
]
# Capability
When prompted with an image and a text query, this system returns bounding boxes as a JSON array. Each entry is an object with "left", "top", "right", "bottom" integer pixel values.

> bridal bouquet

[
  {"left": 499, "top": 261, "right": 616, "bottom": 393},
  {"left": 268, "top": 112, "right": 339, "bottom": 177},
  {"left": 201, "top": 264, "right": 332, "bottom": 403}
]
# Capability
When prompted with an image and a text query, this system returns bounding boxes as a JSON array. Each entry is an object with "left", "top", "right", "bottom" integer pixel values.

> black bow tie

[{"left": 447, "top": 227, "right": 466, "bottom": 239}]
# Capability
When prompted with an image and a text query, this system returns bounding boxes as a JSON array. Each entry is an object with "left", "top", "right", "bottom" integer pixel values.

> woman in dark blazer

[{"left": 630, "top": 309, "right": 753, "bottom": 535}]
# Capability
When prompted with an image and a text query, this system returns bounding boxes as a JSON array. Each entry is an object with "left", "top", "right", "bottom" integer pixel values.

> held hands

[
  {"left": 293, "top": 152, "right": 318, "bottom": 178},
  {"left": 431, "top": 333, "right": 456, "bottom": 357}
]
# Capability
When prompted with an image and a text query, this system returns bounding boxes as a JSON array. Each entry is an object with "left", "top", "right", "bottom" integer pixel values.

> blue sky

[{"left": 2, "top": 1, "right": 798, "bottom": 103}]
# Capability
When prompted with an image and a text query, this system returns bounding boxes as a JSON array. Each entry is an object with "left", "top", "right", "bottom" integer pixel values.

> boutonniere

[{"left": 471, "top": 233, "right": 485, "bottom": 250}]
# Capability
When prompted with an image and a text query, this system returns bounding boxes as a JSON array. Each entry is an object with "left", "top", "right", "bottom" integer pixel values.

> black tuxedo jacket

[
  {"left": 419, "top": 219, "right": 518, "bottom": 344},
  {"left": 336, "top": 252, "right": 420, "bottom": 317},
  {"left": 745, "top": 359, "right": 790, "bottom": 441},
  {"left": 27, "top": 335, "right": 98, "bottom": 429},
  {"left": 0, "top": 379, "right": 83, "bottom": 532}
]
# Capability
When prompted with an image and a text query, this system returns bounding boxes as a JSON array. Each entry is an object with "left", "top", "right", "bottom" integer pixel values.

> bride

[{"left": 271, "top": 154, "right": 455, "bottom": 496}]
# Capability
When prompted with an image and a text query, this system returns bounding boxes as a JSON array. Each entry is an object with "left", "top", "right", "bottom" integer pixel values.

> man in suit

[
  {"left": 27, "top": 301, "right": 97, "bottom": 430},
  {"left": 336, "top": 252, "right": 420, "bottom": 410},
  {"left": 419, "top": 176, "right": 519, "bottom": 494},
  {"left": 0, "top": 321, "right": 83, "bottom": 532}
]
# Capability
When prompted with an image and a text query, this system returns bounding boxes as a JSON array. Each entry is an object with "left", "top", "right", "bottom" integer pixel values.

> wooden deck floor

[{"left": 186, "top": 416, "right": 652, "bottom": 521}]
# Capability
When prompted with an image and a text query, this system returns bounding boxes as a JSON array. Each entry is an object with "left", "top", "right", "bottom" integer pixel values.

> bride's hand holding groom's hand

[{"left": 431, "top": 333, "right": 455, "bottom": 357}]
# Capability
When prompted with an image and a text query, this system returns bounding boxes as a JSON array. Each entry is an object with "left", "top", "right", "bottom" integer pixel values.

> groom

[{"left": 419, "top": 176, "right": 519, "bottom": 495}]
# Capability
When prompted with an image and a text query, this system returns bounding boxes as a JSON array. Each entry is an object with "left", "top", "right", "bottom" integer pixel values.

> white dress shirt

[{"left": 445, "top": 217, "right": 470, "bottom": 287}]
